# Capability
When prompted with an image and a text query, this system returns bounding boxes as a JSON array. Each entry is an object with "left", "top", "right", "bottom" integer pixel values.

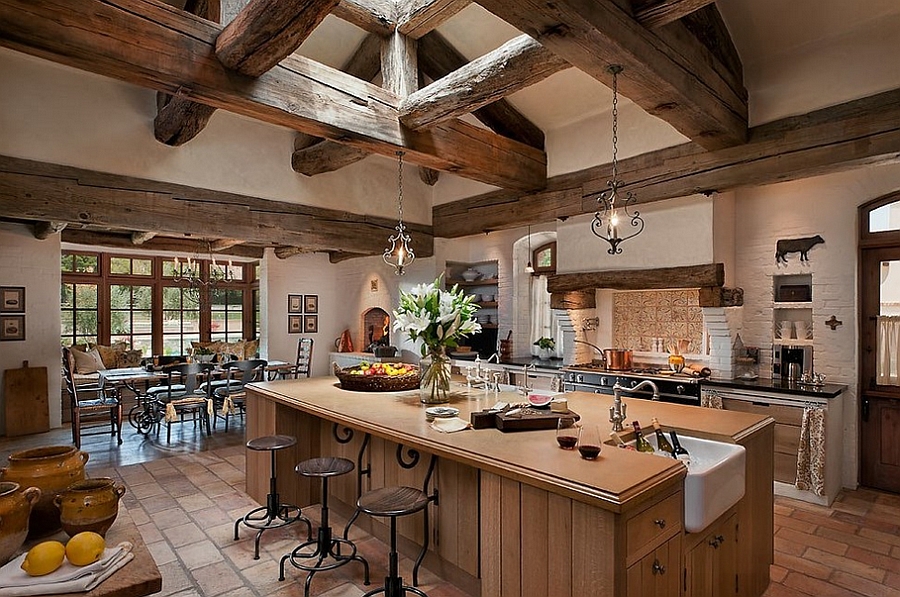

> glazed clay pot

[
  {"left": 0, "top": 482, "right": 41, "bottom": 565},
  {"left": 55, "top": 477, "right": 126, "bottom": 538},
  {"left": 0, "top": 446, "right": 89, "bottom": 538}
]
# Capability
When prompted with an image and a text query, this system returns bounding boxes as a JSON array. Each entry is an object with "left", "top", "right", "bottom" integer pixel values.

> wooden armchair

[
  {"left": 213, "top": 359, "right": 267, "bottom": 431},
  {"left": 281, "top": 337, "right": 313, "bottom": 379},
  {"left": 61, "top": 347, "right": 123, "bottom": 449}
]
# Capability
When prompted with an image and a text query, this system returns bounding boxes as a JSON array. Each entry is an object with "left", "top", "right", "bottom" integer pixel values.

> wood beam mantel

[
  {"left": 434, "top": 86, "right": 900, "bottom": 237},
  {"left": 0, "top": 0, "right": 546, "bottom": 191},
  {"left": 547, "top": 263, "right": 724, "bottom": 293},
  {"left": 473, "top": 0, "right": 747, "bottom": 150}
]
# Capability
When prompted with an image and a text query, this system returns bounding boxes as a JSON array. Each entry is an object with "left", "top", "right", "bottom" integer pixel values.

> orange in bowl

[{"left": 456, "top": 346, "right": 472, "bottom": 353}]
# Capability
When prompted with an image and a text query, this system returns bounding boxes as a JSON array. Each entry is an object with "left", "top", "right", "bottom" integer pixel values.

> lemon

[
  {"left": 65, "top": 531, "right": 106, "bottom": 566},
  {"left": 21, "top": 541, "right": 66, "bottom": 576}
]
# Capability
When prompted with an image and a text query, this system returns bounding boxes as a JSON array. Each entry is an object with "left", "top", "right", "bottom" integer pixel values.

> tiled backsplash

[{"left": 613, "top": 289, "right": 706, "bottom": 354}]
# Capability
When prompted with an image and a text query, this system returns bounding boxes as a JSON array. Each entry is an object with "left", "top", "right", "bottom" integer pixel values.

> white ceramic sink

[{"left": 632, "top": 434, "right": 746, "bottom": 533}]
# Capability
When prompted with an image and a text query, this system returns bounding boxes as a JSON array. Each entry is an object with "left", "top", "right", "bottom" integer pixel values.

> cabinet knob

[
  {"left": 653, "top": 518, "right": 666, "bottom": 529},
  {"left": 652, "top": 560, "right": 666, "bottom": 575}
]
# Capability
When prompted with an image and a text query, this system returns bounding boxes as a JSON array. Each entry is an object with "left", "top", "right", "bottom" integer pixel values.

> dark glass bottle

[
  {"left": 651, "top": 417, "right": 675, "bottom": 455},
  {"left": 631, "top": 421, "right": 656, "bottom": 453},
  {"left": 609, "top": 431, "right": 636, "bottom": 451},
  {"left": 669, "top": 430, "right": 691, "bottom": 463}
]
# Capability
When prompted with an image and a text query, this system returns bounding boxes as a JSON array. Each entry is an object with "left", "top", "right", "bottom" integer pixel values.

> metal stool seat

[
  {"left": 235, "top": 435, "right": 311, "bottom": 559},
  {"left": 280, "top": 457, "right": 370, "bottom": 597}
]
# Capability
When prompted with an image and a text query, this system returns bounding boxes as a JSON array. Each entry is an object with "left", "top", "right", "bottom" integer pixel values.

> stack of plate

[{"left": 425, "top": 406, "right": 459, "bottom": 422}]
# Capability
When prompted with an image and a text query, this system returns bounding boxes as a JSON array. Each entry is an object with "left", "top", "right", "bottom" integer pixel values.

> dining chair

[
  {"left": 213, "top": 359, "right": 267, "bottom": 432},
  {"left": 282, "top": 337, "right": 313, "bottom": 379},
  {"left": 61, "top": 347, "right": 123, "bottom": 449},
  {"left": 155, "top": 362, "right": 216, "bottom": 443}
]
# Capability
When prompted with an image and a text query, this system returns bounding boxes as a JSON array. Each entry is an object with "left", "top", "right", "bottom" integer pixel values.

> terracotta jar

[
  {"left": 0, "top": 482, "right": 41, "bottom": 565},
  {"left": 0, "top": 446, "right": 89, "bottom": 538},
  {"left": 54, "top": 477, "right": 126, "bottom": 537}
]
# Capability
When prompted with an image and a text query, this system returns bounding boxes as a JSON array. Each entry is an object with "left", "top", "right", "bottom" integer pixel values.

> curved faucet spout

[
  {"left": 609, "top": 380, "right": 660, "bottom": 433},
  {"left": 619, "top": 379, "right": 661, "bottom": 401}
]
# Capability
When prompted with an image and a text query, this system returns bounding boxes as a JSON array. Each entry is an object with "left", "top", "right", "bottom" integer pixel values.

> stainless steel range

[{"left": 562, "top": 365, "right": 702, "bottom": 406}]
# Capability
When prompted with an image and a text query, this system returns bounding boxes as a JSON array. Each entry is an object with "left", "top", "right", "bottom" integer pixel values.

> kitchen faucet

[{"left": 609, "top": 380, "right": 660, "bottom": 432}]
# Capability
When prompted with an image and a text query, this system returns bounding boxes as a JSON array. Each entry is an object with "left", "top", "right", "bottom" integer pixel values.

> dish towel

[
  {"left": 430, "top": 417, "right": 471, "bottom": 433},
  {"left": 796, "top": 405, "right": 826, "bottom": 496},
  {"left": 0, "top": 542, "right": 133, "bottom": 596}
]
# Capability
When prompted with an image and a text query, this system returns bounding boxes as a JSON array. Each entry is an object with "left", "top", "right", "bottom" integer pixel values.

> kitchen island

[{"left": 245, "top": 377, "right": 774, "bottom": 597}]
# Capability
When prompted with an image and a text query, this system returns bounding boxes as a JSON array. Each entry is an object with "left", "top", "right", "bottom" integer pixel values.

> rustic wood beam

[
  {"left": 401, "top": 34, "right": 568, "bottom": 130},
  {"left": 209, "top": 238, "right": 244, "bottom": 250},
  {"left": 698, "top": 286, "right": 743, "bottom": 308},
  {"left": 419, "top": 167, "right": 439, "bottom": 186},
  {"left": 473, "top": 0, "right": 747, "bottom": 150},
  {"left": 63, "top": 229, "right": 266, "bottom": 258},
  {"left": 418, "top": 31, "right": 545, "bottom": 149},
  {"left": 0, "top": 0, "right": 546, "bottom": 191},
  {"left": 274, "top": 246, "right": 308, "bottom": 259},
  {"left": 328, "top": 250, "right": 368, "bottom": 263},
  {"left": 215, "top": 0, "right": 340, "bottom": 77},
  {"left": 131, "top": 230, "right": 158, "bottom": 244},
  {"left": 0, "top": 155, "right": 435, "bottom": 257},
  {"left": 549, "top": 290, "right": 595, "bottom": 310},
  {"left": 332, "top": 0, "right": 395, "bottom": 35},
  {"left": 382, "top": 31, "right": 418, "bottom": 98},
  {"left": 633, "top": 0, "right": 715, "bottom": 29},
  {"left": 396, "top": 0, "right": 469, "bottom": 39},
  {"left": 547, "top": 264, "right": 724, "bottom": 293},
  {"left": 32, "top": 220, "right": 67, "bottom": 239},
  {"left": 681, "top": 6, "right": 743, "bottom": 91},
  {"left": 433, "top": 86, "right": 900, "bottom": 237}
]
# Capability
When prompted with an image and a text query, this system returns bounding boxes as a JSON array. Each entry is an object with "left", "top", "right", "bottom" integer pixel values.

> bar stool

[
  {"left": 280, "top": 457, "right": 370, "bottom": 597},
  {"left": 234, "top": 435, "right": 311, "bottom": 559},
  {"left": 356, "top": 451, "right": 438, "bottom": 597}
]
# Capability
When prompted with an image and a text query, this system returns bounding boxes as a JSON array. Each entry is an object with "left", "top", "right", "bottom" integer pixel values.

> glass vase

[{"left": 419, "top": 346, "right": 451, "bottom": 404}]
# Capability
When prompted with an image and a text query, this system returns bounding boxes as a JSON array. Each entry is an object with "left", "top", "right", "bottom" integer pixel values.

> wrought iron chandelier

[
  {"left": 172, "top": 241, "right": 235, "bottom": 291},
  {"left": 525, "top": 225, "right": 534, "bottom": 273},
  {"left": 591, "top": 65, "right": 644, "bottom": 255},
  {"left": 383, "top": 151, "right": 416, "bottom": 275}
]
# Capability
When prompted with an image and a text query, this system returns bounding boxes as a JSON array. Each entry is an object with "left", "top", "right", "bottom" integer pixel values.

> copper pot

[{"left": 603, "top": 348, "right": 633, "bottom": 371}]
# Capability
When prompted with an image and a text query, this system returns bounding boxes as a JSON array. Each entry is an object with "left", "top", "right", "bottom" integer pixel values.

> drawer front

[
  {"left": 775, "top": 451, "right": 798, "bottom": 484},
  {"left": 722, "top": 397, "right": 804, "bottom": 426},
  {"left": 626, "top": 491, "right": 682, "bottom": 559},
  {"left": 774, "top": 423, "right": 801, "bottom": 455}
]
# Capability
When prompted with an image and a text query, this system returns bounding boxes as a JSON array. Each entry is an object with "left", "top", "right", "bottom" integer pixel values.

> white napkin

[
  {"left": 0, "top": 542, "right": 134, "bottom": 596},
  {"left": 430, "top": 417, "right": 471, "bottom": 433}
]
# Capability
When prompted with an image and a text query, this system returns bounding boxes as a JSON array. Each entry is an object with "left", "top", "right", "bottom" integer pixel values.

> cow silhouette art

[{"left": 775, "top": 235, "right": 824, "bottom": 264}]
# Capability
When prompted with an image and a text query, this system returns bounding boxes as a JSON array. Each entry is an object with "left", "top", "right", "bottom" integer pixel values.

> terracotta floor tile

[
  {"left": 191, "top": 561, "right": 247, "bottom": 596},
  {"left": 771, "top": 564, "right": 790, "bottom": 583},
  {"left": 178, "top": 538, "right": 226, "bottom": 569},
  {"left": 147, "top": 539, "right": 178, "bottom": 566},
  {"left": 817, "top": 525, "right": 893, "bottom": 555},
  {"left": 761, "top": 583, "right": 811, "bottom": 597},
  {"left": 829, "top": 570, "right": 900, "bottom": 597},
  {"left": 860, "top": 527, "right": 900, "bottom": 548},
  {"left": 153, "top": 506, "right": 193, "bottom": 530},
  {"left": 804, "top": 547, "right": 886, "bottom": 583},
  {"left": 846, "top": 546, "right": 900, "bottom": 576},
  {"left": 777, "top": 513, "right": 819, "bottom": 534},
  {"left": 782, "top": 571, "right": 866, "bottom": 597},
  {"left": 164, "top": 521, "right": 208, "bottom": 548},
  {"left": 887, "top": 572, "right": 900, "bottom": 589},
  {"left": 773, "top": 552, "right": 832, "bottom": 580},
  {"left": 777, "top": 527, "right": 849, "bottom": 556},
  {"left": 157, "top": 560, "right": 195, "bottom": 596},
  {"left": 791, "top": 509, "right": 860, "bottom": 534}
]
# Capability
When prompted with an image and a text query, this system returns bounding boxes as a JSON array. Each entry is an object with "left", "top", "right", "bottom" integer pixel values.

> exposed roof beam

[
  {"left": 209, "top": 238, "right": 244, "bottom": 250},
  {"left": 0, "top": 0, "right": 546, "bottom": 191},
  {"left": 433, "top": 86, "right": 900, "bottom": 236},
  {"left": 0, "top": 155, "right": 435, "bottom": 257},
  {"left": 274, "top": 246, "right": 309, "bottom": 259},
  {"left": 332, "top": 0, "right": 395, "bottom": 35},
  {"left": 418, "top": 31, "right": 545, "bottom": 149},
  {"left": 131, "top": 231, "right": 158, "bottom": 245},
  {"left": 473, "top": 0, "right": 747, "bottom": 150},
  {"left": 215, "top": 0, "right": 340, "bottom": 77},
  {"left": 400, "top": 34, "right": 568, "bottom": 130},
  {"left": 62, "top": 229, "right": 266, "bottom": 258},
  {"left": 396, "top": 0, "right": 469, "bottom": 39},
  {"left": 419, "top": 167, "right": 439, "bottom": 186},
  {"left": 32, "top": 220, "right": 67, "bottom": 239},
  {"left": 633, "top": 0, "right": 716, "bottom": 29}
]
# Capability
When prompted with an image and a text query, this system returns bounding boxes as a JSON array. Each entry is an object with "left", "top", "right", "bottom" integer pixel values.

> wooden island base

[{"left": 246, "top": 377, "right": 774, "bottom": 597}]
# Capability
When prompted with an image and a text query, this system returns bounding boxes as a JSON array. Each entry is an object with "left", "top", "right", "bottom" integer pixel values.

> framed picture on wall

[
  {"left": 288, "top": 315, "right": 302, "bottom": 334},
  {"left": 304, "top": 315, "right": 318, "bottom": 334},
  {"left": 304, "top": 295, "right": 319, "bottom": 314},
  {"left": 0, "top": 315, "right": 25, "bottom": 341},
  {"left": 288, "top": 294, "right": 303, "bottom": 314},
  {"left": 0, "top": 287, "right": 25, "bottom": 313}
]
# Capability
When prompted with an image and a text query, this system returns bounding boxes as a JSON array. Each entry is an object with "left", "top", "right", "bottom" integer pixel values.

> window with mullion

[
  {"left": 210, "top": 287, "right": 243, "bottom": 343},
  {"left": 60, "top": 282, "right": 99, "bottom": 347},
  {"left": 162, "top": 285, "right": 201, "bottom": 355},
  {"left": 110, "top": 284, "right": 153, "bottom": 356}
]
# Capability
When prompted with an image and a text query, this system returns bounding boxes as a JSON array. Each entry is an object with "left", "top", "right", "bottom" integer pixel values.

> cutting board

[
  {"left": 3, "top": 361, "right": 50, "bottom": 436},
  {"left": 495, "top": 408, "right": 580, "bottom": 432}
]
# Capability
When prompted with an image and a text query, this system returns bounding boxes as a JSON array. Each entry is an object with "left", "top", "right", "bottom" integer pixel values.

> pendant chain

[
  {"left": 611, "top": 68, "right": 619, "bottom": 185},
  {"left": 396, "top": 151, "right": 405, "bottom": 226}
]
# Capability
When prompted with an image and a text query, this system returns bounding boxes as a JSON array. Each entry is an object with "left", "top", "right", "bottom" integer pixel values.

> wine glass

[
  {"left": 556, "top": 416, "right": 579, "bottom": 450},
  {"left": 577, "top": 425, "right": 602, "bottom": 460}
]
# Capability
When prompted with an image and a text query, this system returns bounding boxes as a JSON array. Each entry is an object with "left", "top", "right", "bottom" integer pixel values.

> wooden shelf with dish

[{"left": 447, "top": 277, "right": 499, "bottom": 287}]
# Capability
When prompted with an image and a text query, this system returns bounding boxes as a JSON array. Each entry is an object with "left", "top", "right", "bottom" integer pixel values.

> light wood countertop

[{"left": 249, "top": 376, "right": 772, "bottom": 513}]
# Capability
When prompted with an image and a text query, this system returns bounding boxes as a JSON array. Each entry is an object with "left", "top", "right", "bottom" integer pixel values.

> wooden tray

[{"left": 495, "top": 408, "right": 580, "bottom": 432}]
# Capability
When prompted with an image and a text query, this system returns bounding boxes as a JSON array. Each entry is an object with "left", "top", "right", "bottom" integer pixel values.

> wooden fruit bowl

[{"left": 333, "top": 363, "right": 419, "bottom": 392}]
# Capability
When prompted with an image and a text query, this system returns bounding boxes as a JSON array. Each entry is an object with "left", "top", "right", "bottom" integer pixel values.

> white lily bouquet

[{"left": 393, "top": 278, "right": 481, "bottom": 403}]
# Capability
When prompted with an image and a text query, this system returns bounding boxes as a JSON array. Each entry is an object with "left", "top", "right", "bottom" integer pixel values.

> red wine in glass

[
  {"left": 578, "top": 444, "right": 601, "bottom": 459},
  {"left": 557, "top": 435, "right": 578, "bottom": 449}
]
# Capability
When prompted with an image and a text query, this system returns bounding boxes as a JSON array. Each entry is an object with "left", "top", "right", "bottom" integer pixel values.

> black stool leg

[{"left": 362, "top": 516, "right": 428, "bottom": 597}]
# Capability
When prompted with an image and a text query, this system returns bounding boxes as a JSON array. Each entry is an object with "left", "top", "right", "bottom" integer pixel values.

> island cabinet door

[
  {"left": 626, "top": 534, "right": 682, "bottom": 597},
  {"left": 683, "top": 510, "right": 738, "bottom": 597}
]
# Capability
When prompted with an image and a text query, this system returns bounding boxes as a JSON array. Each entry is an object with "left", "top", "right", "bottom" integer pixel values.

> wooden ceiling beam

[
  {"left": 396, "top": 0, "right": 470, "bottom": 39},
  {"left": 400, "top": 34, "right": 568, "bottom": 130},
  {"left": 0, "top": 0, "right": 546, "bottom": 191},
  {"left": 473, "top": 0, "right": 747, "bottom": 150},
  {"left": 215, "top": 0, "right": 340, "bottom": 77},
  {"left": 62, "top": 229, "right": 266, "bottom": 258},
  {"left": 632, "top": 0, "right": 716, "bottom": 29},
  {"left": 0, "top": 155, "right": 435, "bottom": 257},
  {"left": 32, "top": 220, "right": 67, "bottom": 239},
  {"left": 131, "top": 231, "right": 158, "bottom": 244},
  {"left": 418, "top": 31, "right": 545, "bottom": 149},
  {"left": 332, "top": 0, "right": 395, "bottom": 35},
  {"left": 434, "top": 86, "right": 900, "bottom": 237},
  {"left": 547, "top": 264, "right": 724, "bottom": 293},
  {"left": 209, "top": 238, "right": 244, "bottom": 250}
]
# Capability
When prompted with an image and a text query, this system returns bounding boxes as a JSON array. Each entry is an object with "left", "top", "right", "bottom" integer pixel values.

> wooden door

[
  {"left": 859, "top": 245, "right": 900, "bottom": 492},
  {"left": 684, "top": 512, "right": 738, "bottom": 597}
]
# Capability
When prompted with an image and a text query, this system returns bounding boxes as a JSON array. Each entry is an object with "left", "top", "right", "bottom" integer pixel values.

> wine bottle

[
  {"left": 669, "top": 430, "right": 691, "bottom": 463},
  {"left": 651, "top": 417, "right": 675, "bottom": 455},
  {"left": 631, "top": 421, "right": 656, "bottom": 453},
  {"left": 609, "top": 431, "right": 636, "bottom": 451}
]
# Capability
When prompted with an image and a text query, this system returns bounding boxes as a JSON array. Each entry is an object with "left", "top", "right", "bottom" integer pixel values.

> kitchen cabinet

[
  {"left": 627, "top": 535, "right": 682, "bottom": 597},
  {"left": 684, "top": 510, "right": 738, "bottom": 597},
  {"left": 445, "top": 260, "right": 500, "bottom": 356},
  {"left": 625, "top": 490, "right": 683, "bottom": 597},
  {"left": 771, "top": 274, "right": 813, "bottom": 347}
]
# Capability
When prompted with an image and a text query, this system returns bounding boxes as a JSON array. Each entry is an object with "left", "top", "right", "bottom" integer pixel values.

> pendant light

[
  {"left": 525, "top": 225, "right": 534, "bottom": 273},
  {"left": 383, "top": 151, "right": 416, "bottom": 275},
  {"left": 591, "top": 65, "right": 644, "bottom": 255}
]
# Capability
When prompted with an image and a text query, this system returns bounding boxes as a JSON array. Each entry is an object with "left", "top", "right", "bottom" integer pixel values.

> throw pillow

[
  {"left": 72, "top": 347, "right": 106, "bottom": 374},
  {"left": 242, "top": 339, "right": 259, "bottom": 359},
  {"left": 117, "top": 349, "right": 143, "bottom": 368},
  {"left": 90, "top": 341, "right": 127, "bottom": 369}
]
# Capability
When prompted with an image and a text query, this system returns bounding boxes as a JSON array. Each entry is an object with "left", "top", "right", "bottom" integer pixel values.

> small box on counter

[{"left": 470, "top": 410, "right": 498, "bottom": 429}]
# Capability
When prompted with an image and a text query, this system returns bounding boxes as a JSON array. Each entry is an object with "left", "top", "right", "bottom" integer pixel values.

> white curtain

[
  {"left": 877, "top": 316, "right": 900, "bottom": 385},
  {"left": 530, "top": 275, "right": 563, "bottom": 358}
]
